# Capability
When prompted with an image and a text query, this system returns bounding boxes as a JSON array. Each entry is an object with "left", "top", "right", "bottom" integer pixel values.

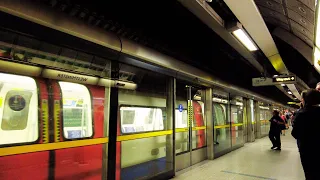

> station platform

[{"left": 173, "top": 129, "right": 304, "bottom": 180}]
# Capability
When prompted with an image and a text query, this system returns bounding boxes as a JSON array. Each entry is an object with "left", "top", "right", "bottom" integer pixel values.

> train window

[
  {"left": 0, "top": 73, "right": 38, "bottom": 145},
  {"left": 59, "top": 82, "right": 93, "bottom": 139},
  {"left": 175, "top": 109, "right": 188, "bottom": 128},
  {"left": 213, "top": 103, "right": 227, "bottom": 125},
  {"left": 120, "top": 106, "right": 164, "bottom": 134}
]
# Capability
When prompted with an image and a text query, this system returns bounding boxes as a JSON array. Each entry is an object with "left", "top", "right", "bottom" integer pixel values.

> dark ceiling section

[
  {"left": 274, "top": 37, "right": 320, "bottom": 88},
  {"left": 208, "top": 0, "right": 237, "bottom": 22},
  {"left": 21, "top": 0, "right": 290, "bottom": 103},
  {"left": 42, "top": 0, "right": 260, "bottom": 86}
]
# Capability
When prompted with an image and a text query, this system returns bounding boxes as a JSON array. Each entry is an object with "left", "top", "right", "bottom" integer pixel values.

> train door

[
  {"left": 0, "top": 73, "right": 49, "bottom": 180},
  {"left": 212, "top": 92, "right": 230, "bottom": 157},
  {"left": 50, "top": 80, "right": 106, "bottom": 180},
  {"left": 247, "top": 99, "right": 256, "bottom": 142},
  {"left": 242, "top": 99, "right": 249, "bottom": 143},
  {"left": 230, "top": 97, "right": 244, "bottom": 149},
  {"left": 175, "top": 83, "right": 207, "bottom": 171}
]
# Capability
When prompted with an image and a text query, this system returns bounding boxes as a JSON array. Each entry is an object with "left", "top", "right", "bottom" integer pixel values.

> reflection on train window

[
  {"left": 175, "top": 109, "right": 188, "bottom": 128},
  {"left": 120, "top": 106, "right": 164, "bottom": 134},
  {"left": 59, "top": 82, "right": 93, "bottom": 139},
  {"left": 213, "top": 103, "right": 227, "bottom": 125},
  {"left": 0, "top": 73, "right": 38, "bottom": 145}
]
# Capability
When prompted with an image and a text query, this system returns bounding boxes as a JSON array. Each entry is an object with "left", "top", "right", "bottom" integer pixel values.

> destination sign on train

[{"left": 272, "top": 75, "right": 296, "bottom": 83}]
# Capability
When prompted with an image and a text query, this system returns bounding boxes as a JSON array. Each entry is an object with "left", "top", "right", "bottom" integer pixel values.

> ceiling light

[
  {"left": 316, "top": 2, "right": 320, "bottom": 47},
  {"left": 313, "top": 47, "right": 320, "bottom": 73},
  {"left": 232, "top": 29, "right": 258, "bottom": 51},
  {"left": 288, "top": 91, "right": 292, "bottom": 94},
  {"left": 281, "top": 84, "right": 285, "bottom": 86},
  {"left": 227, "top": 22, "right": 258, "bottom": 51}
]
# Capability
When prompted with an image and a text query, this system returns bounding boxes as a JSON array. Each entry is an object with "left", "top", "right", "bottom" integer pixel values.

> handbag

[{"left": 279, "top": 123, "right": 286, "bottom": 130}]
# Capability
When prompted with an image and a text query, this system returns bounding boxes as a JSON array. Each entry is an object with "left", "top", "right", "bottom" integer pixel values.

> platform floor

[{"left": 172, "top": 130, "right": 304, "bottom": 180}]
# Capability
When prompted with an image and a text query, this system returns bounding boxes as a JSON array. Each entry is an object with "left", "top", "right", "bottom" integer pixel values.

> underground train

[{"left": 0, "top": 2, "right": 286, "bottom": 180}]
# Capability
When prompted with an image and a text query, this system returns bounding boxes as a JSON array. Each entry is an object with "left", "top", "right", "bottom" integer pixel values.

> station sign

[
  {"left": 287, "top": 102, "right": 300, "bottom": 105},
  {"left": 252, "top": 75, "right": 296, "bottom": 87},
  {"left": 252, "top": 77, "right": 273, "bottom": 87},
  {"left": 272, "top": 75, "right": 296, "bottom": 83}
]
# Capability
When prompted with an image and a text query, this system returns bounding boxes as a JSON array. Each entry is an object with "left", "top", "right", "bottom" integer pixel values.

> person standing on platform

[
  {"left": 292, "top": 89, "right": 320, "bottom": 180},
  {"left": 269, "top": 110, "right": 284, "bottom": 150},
  {"left": 280, "top": 112, "right": 286, "bottom": 136}
]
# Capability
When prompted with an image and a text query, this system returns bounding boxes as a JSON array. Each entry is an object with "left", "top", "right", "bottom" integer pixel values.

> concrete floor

[{"left": 172, "top": 130, "right": 304, "bottom": 180}]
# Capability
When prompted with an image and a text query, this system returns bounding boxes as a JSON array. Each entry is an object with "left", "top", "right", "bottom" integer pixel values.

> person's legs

[
  {"left": 300, "top": 153, "right": 317, "bottom": 180},
  {"left": 274, "top": 131, "right": 281, "bottom": 149},
  {"left": 269, "top": 131, "right": 276, "bottom": 148}
]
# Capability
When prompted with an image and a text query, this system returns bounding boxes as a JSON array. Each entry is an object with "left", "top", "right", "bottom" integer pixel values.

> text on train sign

[{"left": 272, "top": 75, "right": 296, "bottom": 83}]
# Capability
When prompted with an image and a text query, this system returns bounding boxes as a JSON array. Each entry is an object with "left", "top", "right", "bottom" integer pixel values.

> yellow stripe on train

[
  {"left": 0, "top": 137, "right": 109, "bottom": 157},
  {"left": 117, "top": 130, "right": 173, "bottom": 141},
  {"left": 0, "top": 127, "right": 209, "bottom": 157}
]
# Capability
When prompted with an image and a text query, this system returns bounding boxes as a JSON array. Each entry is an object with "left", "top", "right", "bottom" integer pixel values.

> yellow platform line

[{"left": 0, "top": 137, "right": 109, "bottom": 157}]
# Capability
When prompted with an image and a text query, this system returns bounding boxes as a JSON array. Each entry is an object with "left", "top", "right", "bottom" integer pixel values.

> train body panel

[
  {"left": 0, "top": 73, "right": 107, "bottom": 180},
  {"left": 0, "top": 76, "right": 49, "bottom": 180},
  {"left": 53, "top": 82, "right": 105, "bottom": 180},
  {"left": 117, "top": 91, "right": 168, "bottom": 179}
]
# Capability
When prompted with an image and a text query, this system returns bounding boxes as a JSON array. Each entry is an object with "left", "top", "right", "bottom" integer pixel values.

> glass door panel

[
  {"left": 213, "top": 102, "right": 231, "bottom": 156},
  {"left": 231, "top": 105, "right": 244, "bottom": 147},
  {"left": 175, "top": 82, "right": 206, "bottom": 171}
]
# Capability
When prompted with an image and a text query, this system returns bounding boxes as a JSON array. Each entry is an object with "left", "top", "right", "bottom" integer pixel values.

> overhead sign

[
  {"left": 42, "top": 69, "right": 99, "bottom": 85},
  {"left": 252, "top": 75, "right": 296, "bottom": 87},
  {"left": 272, "top": 75, "right": 296, "bottom": 83},
  {"left": 287, "top": 102, "right": 299, "bottom": 105},
  {"left": 252, "top": 77, "right": 273, "bottom": 86}
]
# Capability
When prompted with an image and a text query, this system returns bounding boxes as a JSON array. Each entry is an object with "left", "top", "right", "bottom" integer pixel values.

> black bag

[{"left": 279, "top": 123, "right": 286, "bottom": 130}]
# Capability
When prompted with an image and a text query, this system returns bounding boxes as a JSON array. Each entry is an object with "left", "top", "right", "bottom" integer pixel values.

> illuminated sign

[
  {"left": 272, "top": 75, "right": 296, "bottom": 83},
  {"left": 287, "top": 102, "right": 299, "bottom": 105},
  {"left": 253, "top": 75, "right": 296, "bottom": 86}
]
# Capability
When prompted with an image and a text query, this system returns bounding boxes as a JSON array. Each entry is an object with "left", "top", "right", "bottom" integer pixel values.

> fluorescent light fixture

[
  {"left": 316, "top": 1, "right": 320, "bottom": 47},
  {"left": 281, "top": 84, "right": 285, "bottom": 86},
  {"left": 232, "top": 29, "right": 258, "bottom": 51},
  {"left": 273, "top": 75, "right": 279, "bottom": 77},
  {"left": 288, "top": 91, "right": 292, "bottom": 95},
  {"left": 314, "top": 47, "right": 320, "bottom": 73}
]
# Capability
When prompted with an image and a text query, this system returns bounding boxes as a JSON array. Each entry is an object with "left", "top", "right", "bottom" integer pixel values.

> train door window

[
  {"left": 0, "top": 73, "right": 38, "bottom": 145},
  {"left": 213, "top": 102, "right": 231, "bottom": 155},
  {"left": 175, "top": 101, "right": 188, "bottom": 128},
  {"left": 59, "top": 82, "right": 93, "bottom": 139},
  {"left": 120, "top": 106, "right": 164, "bottom": 134}
]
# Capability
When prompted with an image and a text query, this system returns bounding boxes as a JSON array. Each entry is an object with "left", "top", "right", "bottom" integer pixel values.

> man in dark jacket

[
  {"left": 292, "top": 89, "right": 320, "bottom": 180},
  {"left": 269, "top": 110, "right": 284, "bottom": 150}
]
